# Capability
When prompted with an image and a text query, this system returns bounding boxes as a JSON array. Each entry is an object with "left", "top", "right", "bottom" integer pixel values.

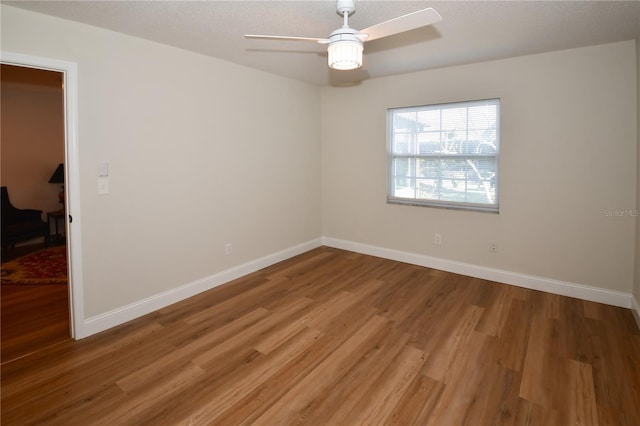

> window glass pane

[
  {"left": 417, "top": 109, "right": 440, "bottom": 131},
  {"left": 388, "top": 99, "right": 499, "bottom": 212},
  {"left": 393, "top": 136, "right": 409, "bottom": 154},
  {"left": 417, "top": 158, "right": 439, "bottom": 179},
  {"left": 441, "top": 107, "right": 466, "bottom": 132}
]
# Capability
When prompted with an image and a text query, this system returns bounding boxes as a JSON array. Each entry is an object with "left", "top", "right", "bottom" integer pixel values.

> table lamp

[{"left": 48, "top": 163, "right": 64, "bottom": 211}]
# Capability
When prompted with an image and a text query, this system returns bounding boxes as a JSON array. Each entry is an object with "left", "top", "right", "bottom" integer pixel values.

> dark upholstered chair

[{"left": 1, "top": 186, "right": 49, "bottom": 251}]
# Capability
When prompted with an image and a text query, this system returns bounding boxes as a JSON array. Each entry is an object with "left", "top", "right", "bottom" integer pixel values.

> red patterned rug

[{"left": 1, "top": 246, "right": 68, "bottom": 285}]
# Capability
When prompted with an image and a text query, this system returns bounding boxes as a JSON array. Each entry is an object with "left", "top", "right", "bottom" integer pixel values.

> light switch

[
  {"left": 98, "top": 178, "right": 109, "bottom": 194},
  {"left": 98, "top": 161, "right": 109, "bottom": 177}
]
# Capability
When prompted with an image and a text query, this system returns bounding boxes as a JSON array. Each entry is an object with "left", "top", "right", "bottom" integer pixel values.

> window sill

[{"left": 386, "top": 197, "right": 499, "bottom": 214}]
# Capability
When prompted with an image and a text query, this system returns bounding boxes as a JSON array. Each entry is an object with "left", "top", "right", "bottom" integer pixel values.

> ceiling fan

[{"left": 245, "top": 0, "right": 442, "bottom": 71}]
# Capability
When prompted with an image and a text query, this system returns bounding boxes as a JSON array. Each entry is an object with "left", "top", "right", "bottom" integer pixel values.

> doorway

[
  {"left": 1, "top": 64, "right": 70, "bottom": 361},
  {"left": 1, "top": 51, "right": 84, "bottom": 356}
]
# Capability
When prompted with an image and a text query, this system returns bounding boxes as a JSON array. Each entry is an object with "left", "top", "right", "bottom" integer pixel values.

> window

[{"left": 387, "top": 98, "right": 500, "bottom": 212}]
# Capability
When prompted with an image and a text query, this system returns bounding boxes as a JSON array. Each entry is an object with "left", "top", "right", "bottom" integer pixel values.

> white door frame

[{"left": 1, "top": 51, "right": 85, "bottom": 339}]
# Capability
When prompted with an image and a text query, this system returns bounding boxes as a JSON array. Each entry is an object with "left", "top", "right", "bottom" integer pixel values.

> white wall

[
  {"left": 322, "top": 41, "right": 637, "bottom": 294},
  {"left": 1, "top": 5, "right": 322, "bottom": 317},
  {"left": 1, "top": 80, "right": 65, "bottom": 216}
]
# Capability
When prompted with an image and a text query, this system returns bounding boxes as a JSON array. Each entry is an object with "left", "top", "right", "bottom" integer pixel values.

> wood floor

[
  {"left": 1, "top": 243, "right": 71, "bottom": 363},
  {"left": 1, "top": 247, "right": 639, "bottom": 425},
  {"left": 1, "top": 284, "right": 70, "bottom": 362}
]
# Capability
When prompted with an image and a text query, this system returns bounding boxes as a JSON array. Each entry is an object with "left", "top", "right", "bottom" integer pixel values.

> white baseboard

[
  {"left": 632, "top": 296, "right": 640, "bottom": 331},
  {"left": 79, "top": 236, "right": 636, "bottom": 339},
  {"left": 322, "top": 237, "right": 633, "bottom": 310},
  {"left": 79, "top": 238, "right": 323, "bottom": 338}
]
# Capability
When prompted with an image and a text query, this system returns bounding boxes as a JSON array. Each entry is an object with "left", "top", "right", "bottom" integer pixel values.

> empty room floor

[{"left": 1, "top": 247, "right": 639, "bottom": 425}]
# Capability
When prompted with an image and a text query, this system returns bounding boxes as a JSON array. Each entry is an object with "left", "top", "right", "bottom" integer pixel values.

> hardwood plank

[
  {"left": 2, "top": 329, "right": 175, "bottom": 423},
  {"left": 101, "top": 362, "right": 206, "bottom": 425},
  {"left": 475, "top": 281, "right": 515, "bottom": 336},
  {"left": 291, "top": 320, "right": 411, "bottom": 425},
  {"left": 212, "top": 303, "right": 381, "bottom": 425},
  {"left": 519, "top": 316, "right": 570, "bottom": 412},
  {"left": 337, "top": 344, "right": 425, "bottom": 425},
  {"left": 116, "top": 307, "right": 271, "bottom": 393},
  {"left": 1, "top": 283, "right": 70, "bottom": 362},
  {"left": 1, "top": 320, "right": 166, "bottom": 397},
  {"left": 513, "top": 398, "right": 548, "bottom": 426},
  {"left": 186, "top": 326, "right": 324, "bottom": 424},
  {"left": 387, "top": 373, "right": 445, "bottom": 425},
  {"left": 492, "top": 297, "right": 534, "bottom": 372},
  {"left": 180, "top": 275, "right": 290, "bottom": 326},
  {"left": 251, "top": 314, "right": 393, "bottom": 424},
  {"left": 252, "top": 281, "right": 383, "bottom": 355},
  {"left": 420, "top": 304, "right": 485, "bottom": 383},
  {"left": 567, "top": 358, "right": 599, "bottom": 426},
  {"left": 192, "top": 296, "right": 314, "bottom": 368},
  {"left": 423, "top": 331, "right": 521, "bottom": 426}
]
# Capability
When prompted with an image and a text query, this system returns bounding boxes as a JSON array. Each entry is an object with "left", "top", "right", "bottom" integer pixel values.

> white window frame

[{"left": 387, "top": 98, "right": 500, "bottom": 213}]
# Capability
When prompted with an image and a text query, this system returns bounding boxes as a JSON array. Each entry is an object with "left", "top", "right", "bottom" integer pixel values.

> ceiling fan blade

[
  {"left": 245, "top": 34, "right": 330, "bottom": 44},
  {"left": 360, "top": 7, "right": 442, "bottom": 42}
]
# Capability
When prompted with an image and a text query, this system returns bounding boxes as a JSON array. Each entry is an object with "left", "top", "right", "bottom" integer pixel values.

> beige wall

[
  {"left": 1, "top": 5, "right": 322, "bottom": 317},
  {"left": 1, "top": 81, "right": 64, "bottom": 217},
  {"left": 322, "top": 41, "right": 637, "bottom": 293}
]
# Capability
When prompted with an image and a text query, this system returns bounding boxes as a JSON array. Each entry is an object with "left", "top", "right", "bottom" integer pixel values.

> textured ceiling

[{"left": 5, "top": 0, "right": 640, "bottom": 86}]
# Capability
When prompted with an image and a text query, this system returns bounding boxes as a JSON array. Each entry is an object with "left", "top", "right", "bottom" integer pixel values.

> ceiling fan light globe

[{"left": 328, "top": 40, "right": 363, "bottom": 70}]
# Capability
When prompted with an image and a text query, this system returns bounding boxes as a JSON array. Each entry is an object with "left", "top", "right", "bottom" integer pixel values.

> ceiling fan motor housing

[{"left": 329, "top": 27, "right": 362, "bottom": 45}]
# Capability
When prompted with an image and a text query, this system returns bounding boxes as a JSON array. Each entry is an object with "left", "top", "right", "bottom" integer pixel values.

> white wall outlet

[
  {"left": 225, "top": 243, "right": 233, "bottom": 256},
  {"left": 434, "top": 233, "right": 442, "bottom": 245},
  {"left": 489, "top": 242, "right": 498, "bottom": 253}
]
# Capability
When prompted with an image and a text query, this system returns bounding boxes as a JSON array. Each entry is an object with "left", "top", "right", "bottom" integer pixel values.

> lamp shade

[
  {"left": 328, "top": 40, "right": 363, "bottom": 70},
  {"left": 49, "top": 163, "right": 64, "bottom": 184}
]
